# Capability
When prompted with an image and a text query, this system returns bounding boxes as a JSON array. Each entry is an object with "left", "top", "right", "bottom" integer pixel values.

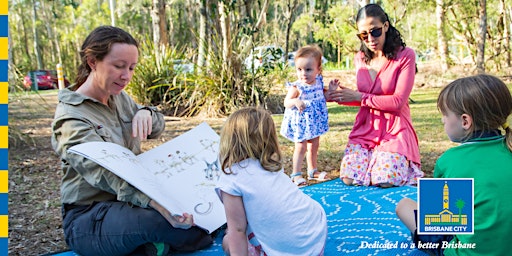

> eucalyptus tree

[
  {"left": 282, "top": 0, "right": 300, "bottom": 59},
  {"left": 9, "top": 0, "right": 78, "bottom": 87},
  {"left": 61, "top": 0, "right": 111, "bottom": 78},
  {"left": 151, "top": 0, "right": 168, "bottom": 50},
  {"left": 436, "top": 0, "right": 450, "bottom": 71},
  {"left": 313, "top": 3, "right": 359, "bottom": 66},
  {"left": 109, "top": 0, "right": 116, "bottom": 26},
  {"left": 197, "top": 0, "right": 208, "bottom": 68},
  {"left": 442, "top": 0, "right": 509, "bottom": 73},
  {"left": 9, "top": 0, "right": 510, "bottom": 97},
  {"left": 9, "top": 0, "right": 33, "bottom": 72},
  {"left": 31, "top": 0, "right": 43, "bottom": 70},
  {"left": 475, "top": 0, "right": 486, "bottom": 73},
  {"left": 497, "top": 0, "right": 510, "bottom": 67},
  {"left": 218, "top": 0, "right": 231, "bottom": 62}
]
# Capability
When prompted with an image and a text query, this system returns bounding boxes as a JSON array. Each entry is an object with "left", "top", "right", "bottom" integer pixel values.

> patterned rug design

[
  {"left": 301, "top": 179, "right": 420, "bottom": 255},
  {"left": 48, "top": 179, "right": 427, "bottom": 256}
]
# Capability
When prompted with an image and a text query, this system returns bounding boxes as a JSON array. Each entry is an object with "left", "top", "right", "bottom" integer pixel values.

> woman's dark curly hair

[{"left": 356, "top": 4, "right": 406, "bottom": 64}]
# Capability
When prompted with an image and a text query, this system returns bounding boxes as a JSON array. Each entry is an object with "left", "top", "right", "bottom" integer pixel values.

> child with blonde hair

[
  {"left": 217, "top": 107, "right": 327, "bottom": 256},
  {"left": 396, "top": 74, "right": 512, "bottom": 255},
  {"left": 281, "top": 44, "right": 335, "bottom": 186}
]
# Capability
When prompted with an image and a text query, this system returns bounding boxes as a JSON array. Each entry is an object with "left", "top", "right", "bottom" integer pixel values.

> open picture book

[{"left": 67, "top": 122, "right": 226, "bottom": 234}]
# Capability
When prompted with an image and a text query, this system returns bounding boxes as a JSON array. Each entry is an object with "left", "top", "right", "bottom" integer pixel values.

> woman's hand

[
  {"left": 325, "top": 79, "right": 341, "bottom": 102},
  {"left": 326, "top": 88, "right": 342, "bottom": 102},
  {"left": 328, "top": 86, "right": 362, "bottom": 103},
  {"left": 149, "top": 200, "right": 194, "bottom": 229},
  {"left": 132, "top": 109, "right": 153, "bottom": 140},
  {"left": 339, "top": 86, "right": 362, "bottom": 102}
]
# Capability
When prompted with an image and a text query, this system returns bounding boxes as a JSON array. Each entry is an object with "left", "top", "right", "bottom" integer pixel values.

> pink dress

[{"left": 340, "top": 47, "right": 424, "bottom": 186}]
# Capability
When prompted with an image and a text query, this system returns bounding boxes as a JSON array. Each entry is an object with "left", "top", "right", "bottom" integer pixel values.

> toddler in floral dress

[{"left": 280, "top": 44, "right": 336, "bottom": 186}]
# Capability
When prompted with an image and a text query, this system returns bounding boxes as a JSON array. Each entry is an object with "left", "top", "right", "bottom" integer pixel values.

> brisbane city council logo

[{"left": 418, "top": 178, "right": 474, "bottom": 235}]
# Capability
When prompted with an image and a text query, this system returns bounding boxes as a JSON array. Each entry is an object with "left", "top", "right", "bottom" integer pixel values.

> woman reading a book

[{"left": 51, "top": 26, "right": 212, "bottom": 256}]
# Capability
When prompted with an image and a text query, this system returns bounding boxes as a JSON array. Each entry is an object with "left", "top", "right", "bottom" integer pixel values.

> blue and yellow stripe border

[{"left": 1, "top": 1, "right": 7, "bottom": 255}]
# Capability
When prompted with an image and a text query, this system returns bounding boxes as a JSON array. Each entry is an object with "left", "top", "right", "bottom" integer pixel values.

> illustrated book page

[{"left": 67, "top": 122, "right": 226, "bottom": 234}]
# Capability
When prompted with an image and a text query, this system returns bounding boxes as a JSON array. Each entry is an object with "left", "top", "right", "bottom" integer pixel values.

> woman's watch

[{"left": 139, "top": 106, "right": 155, "bottom": 116}]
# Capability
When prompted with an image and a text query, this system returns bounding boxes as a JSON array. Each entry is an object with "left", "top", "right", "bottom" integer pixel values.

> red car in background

[{"left": 23, "top": 70, "right": 71, "bottom": 90}]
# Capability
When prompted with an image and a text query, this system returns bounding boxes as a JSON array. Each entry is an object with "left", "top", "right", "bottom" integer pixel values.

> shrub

[
  {"left": 129, "top": 38, "right": 293, "bottom": 117},
  {"left": 127, "top": 39, "right": 193, "bottom": 115}
]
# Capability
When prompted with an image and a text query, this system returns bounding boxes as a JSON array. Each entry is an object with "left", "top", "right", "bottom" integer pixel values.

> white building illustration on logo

[{"left": 424, "top": 181, "right": 468, "bottom": 225}]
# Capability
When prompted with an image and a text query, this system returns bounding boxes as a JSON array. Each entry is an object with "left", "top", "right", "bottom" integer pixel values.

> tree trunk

[
  {"left": 31, "top": 0, "right": 43, "bottom": 69},
  {"left": 185, "top": 2, "right": 196, "bottom": 50},
  {"left": 252, "top": 0, "right": 270, "bottom": 40},
  {"left": 501, "top": 0, "right": 510, "bottom": 67},
  {"left": 71, "top": 7, "right": 80, "bottom": 74},
  {"left": 54, "top": 24, "right": 63, "bottom": 66},
  {"left": 158, "top": 0, "right": 168, "bottom": 46},
  {"left": 219, "top": 1, "right": 231, "bottom": 63},
  {"left": 167, "top": 7, "right": 174, "bottom": 48},
  {"left": 151, "top": 0, "right": 161, "bottom": 49},
  {"left": 198, "top": 0, "right": 208, "bottom": 68},
  {"left": 283, "top": 0, "right": 299, "bottom": 60},
  {"left": 45, "top": 1, "right": 63, "bottom": 65},
  {"left": 41, "top": 1, "right": 56, "bottom": 64},
  {"left": 308, "top": 0, "right": 315, "bottom": 42},
  {"left": 109, "top": 0, "right": 116, "bottom": 26},
  {"left": 158, "top": 0, "right": 169, "bottom": 45},
  {"left": 476, "top": 0, "right": 487, "bottom": 73},
  {"left": 151, "top": 0, "right": 168, "bottom": 49},
  {"left": 21, "top": 7, "right": 30, "bottom": 58},
  {"left": 436, "top": 0, "right": 449, "bottom": 71},
  {"left": 357, "top": 0, "right": 370, "bottom": 8}
]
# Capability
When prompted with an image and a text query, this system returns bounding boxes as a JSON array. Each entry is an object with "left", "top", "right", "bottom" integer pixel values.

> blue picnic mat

[{"left": 48, "top": 179, "right": 428, "bottom": 255}]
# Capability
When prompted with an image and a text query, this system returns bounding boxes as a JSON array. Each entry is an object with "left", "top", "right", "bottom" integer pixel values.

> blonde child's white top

[{"left": 216, "top": 158, "right": 327, "bottom": 256}]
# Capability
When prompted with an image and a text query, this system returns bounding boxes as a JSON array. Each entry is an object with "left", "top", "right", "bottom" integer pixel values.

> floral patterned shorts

[{"left": 339, "top": 144, "right": 424, "bottom": 186}]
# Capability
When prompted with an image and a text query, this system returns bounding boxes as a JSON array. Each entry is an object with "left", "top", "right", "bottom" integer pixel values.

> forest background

[
  {"left": 8, "top": 0, "right": 512, "bottom": 117},
  {"left": 7, "top": 0, "right": 512, "bottom": 255}
]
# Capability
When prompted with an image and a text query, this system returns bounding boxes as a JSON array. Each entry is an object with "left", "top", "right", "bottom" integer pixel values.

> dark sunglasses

[{"left": 357, "top": 27, "right": 383, "bottom": 41}]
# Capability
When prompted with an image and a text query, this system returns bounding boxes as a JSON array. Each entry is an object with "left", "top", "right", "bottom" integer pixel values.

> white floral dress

[{"left": 280, "top": 76, "right": 329, "bottom": 143}]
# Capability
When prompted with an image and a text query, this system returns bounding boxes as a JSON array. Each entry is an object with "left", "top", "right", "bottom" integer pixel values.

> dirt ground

[{"left": 7, "top": 66, "right": 486, "bottom": 255}]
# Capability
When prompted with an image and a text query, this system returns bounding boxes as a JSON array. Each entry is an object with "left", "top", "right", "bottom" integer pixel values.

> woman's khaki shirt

[{"left": 51, "top": 88, "right": 165, "bottom": 208}]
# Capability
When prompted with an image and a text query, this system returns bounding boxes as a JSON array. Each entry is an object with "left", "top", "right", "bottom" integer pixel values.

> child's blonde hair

[
  {"left": 219, "top": 107, "right": 283, "bottom": 174},
  {"left": 437, "top": 74, "right": 512, "bottom": 151},
  {"left": 295, "top": 44, "right": 323, "bottom": 72}
]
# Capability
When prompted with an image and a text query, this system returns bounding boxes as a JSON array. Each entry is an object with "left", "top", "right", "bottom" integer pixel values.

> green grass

[
  {"left": 408, "top": 88, "right": 459, "bottom": 175},
  {"left": 272, "top": 86, "right": 453, "bottom": 179}
]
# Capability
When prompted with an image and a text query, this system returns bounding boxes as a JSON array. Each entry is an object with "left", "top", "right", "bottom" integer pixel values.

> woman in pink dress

[{"left": 328, "top": 4, "right": 424, "bottom": 187}]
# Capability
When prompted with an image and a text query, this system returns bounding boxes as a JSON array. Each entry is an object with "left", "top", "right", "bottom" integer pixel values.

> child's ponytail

[{"left": 504, "top": 120, "right": 512, "bottom": 152}]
